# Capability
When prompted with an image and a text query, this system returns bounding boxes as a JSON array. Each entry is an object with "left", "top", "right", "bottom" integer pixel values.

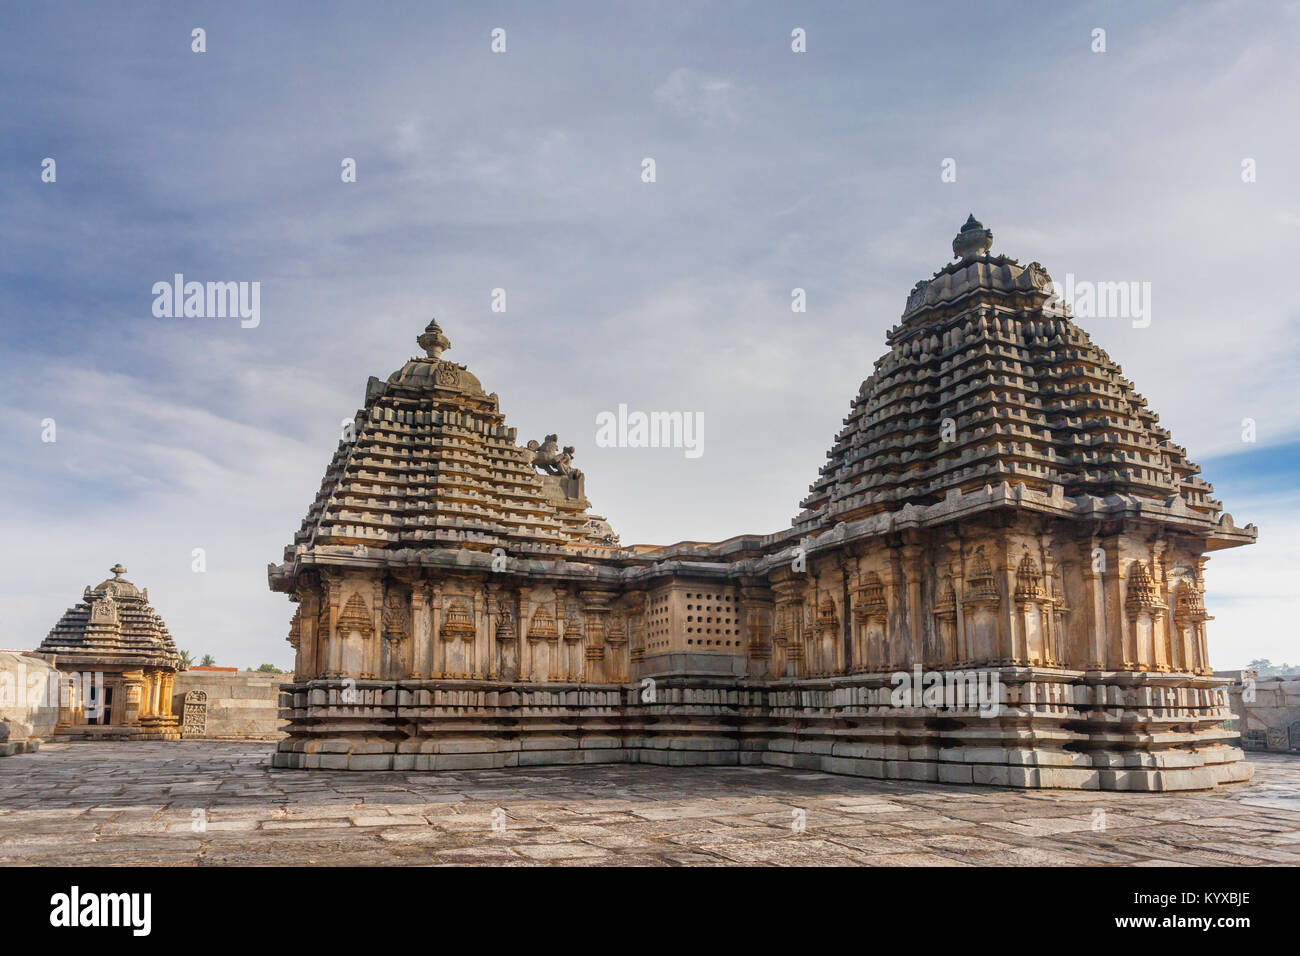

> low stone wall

[
  {"left": 1217, "top": 670, "right": 1300, "bottom": 753},
  {"left": 171, "top": 671, "right": 287, "bottom": 740},
  {"left": 0, "top": 652, "right": 60, "bottom": 755}
]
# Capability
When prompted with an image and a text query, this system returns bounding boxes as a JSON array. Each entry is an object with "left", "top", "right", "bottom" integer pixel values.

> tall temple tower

[{"left": 269, "top": 219, "right": 1255, "bottom": 790}]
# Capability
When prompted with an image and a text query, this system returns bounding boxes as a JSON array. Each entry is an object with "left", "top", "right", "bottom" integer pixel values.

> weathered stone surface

[
  {"left": 266, "top": 220, "right": 1256, "bottom": 791},
  {"left": 171, "top": 671, "right": 284, "bottom": 739},
  {"left": 0, "top": 742, "right": 1295, "bottom": 866},
  {"left": 1218, "top": 671, "right": 1300, "bottom": 753},
  {"left": 0, "top": 652, "right": 59, "bottom": 754}
]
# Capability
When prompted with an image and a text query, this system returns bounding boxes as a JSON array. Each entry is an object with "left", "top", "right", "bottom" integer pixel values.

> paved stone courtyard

[{"left": 1, "top": 742, "right": 1298, "bottom": 866}]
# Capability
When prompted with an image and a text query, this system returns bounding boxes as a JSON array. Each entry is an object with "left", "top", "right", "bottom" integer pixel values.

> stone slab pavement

[{"left": 0, "top": 742, "right": 1297, "bottom": 866}]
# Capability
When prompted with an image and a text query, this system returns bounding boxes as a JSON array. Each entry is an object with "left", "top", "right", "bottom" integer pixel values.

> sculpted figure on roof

[{"left": 528, "top": 433, "right": 582, "bottom": 479}]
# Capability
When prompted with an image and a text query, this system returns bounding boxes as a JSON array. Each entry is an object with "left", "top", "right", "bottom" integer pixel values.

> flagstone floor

[{"left": 1, "top": 742, "right": 1297, "bottom": 866}]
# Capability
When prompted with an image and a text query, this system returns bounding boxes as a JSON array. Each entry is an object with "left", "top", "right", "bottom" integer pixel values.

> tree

[
  {"left": 178, "top": 650, "right": 193, "bottom": 670},
  {"left": 199, "top": 654, "right": 215, "bottom": 667},
  {"left": 1246, "top": 659, "right": 1300, "bottom": 676},
  {"left": 254, "top": 663, "right": 286, "bottom": 674}
]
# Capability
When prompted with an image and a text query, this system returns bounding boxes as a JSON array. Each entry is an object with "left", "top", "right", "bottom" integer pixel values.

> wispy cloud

[
  {"left": 654, "top": 67, "right": 741, "bottom": 124},
  {"left": 0, "top": 1, "right": 1296, "bottom": 667}
]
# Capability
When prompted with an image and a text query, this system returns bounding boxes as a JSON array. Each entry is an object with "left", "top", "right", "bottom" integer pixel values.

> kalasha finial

[
  {"left": 952, "top": 214, "right": 993, "bottom": 261},
  {"left": 110, "top": 563, "right": 127, "bottom": 579},
  {"left": 417, "top": 318, "right": 451, "bottom": 359}
]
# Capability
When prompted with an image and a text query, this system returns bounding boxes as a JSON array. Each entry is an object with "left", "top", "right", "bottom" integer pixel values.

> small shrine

[{"left": 36, "top": 564, "right": 181, "bottom": 739}]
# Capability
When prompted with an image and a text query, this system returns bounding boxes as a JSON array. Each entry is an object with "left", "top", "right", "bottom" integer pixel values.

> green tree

[
  {"left": 178, "top": 650, "right": 193, "bottom": 670},
  {"left": 199, "top": 654, "right": 215, "bottom": 667},
  {"left": 1246, "top": 659, "right": 1300, "bottom": 676},
  {"left": 254, "top": 663, "right": 285, "bottom": 674}
]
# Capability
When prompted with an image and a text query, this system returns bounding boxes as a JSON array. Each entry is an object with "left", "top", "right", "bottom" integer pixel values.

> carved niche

[
  {"left": 88, "top": 596, "right": 118, "bottom": 626},
  {"left": 338, "top": 593, "right": 372, "bottom": 636},
  {"left": 441, "top": 598, "right": 475, "bottom": 641},
  {"left": 528, "top": 605, "right": 559, "bottom": 642},
  {"left": 382, "top": 592, "right": 409, "bottom": 645}
]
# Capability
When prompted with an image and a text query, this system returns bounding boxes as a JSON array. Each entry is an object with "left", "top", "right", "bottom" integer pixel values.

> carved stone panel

[{"left": 181, "top": 689, "right": 208, "bottom": 739}]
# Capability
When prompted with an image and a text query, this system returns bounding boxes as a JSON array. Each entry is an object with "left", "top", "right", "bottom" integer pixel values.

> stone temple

[
  {"left": 37, "top": 564, "right": 181, "bottom": 739},
  {"left": 269, "top": 217, "right": 1257, "bottom": 790}
]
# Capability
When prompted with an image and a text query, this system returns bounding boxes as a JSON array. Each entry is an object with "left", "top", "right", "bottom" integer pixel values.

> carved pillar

[
  {"left": 740, "top": 583, "right": 773, "bottom": 679},
  {"left": 1102, "top": 535, "right": 1126, "bottom": 669},
  {"left": 372, "top": 578, "right": 386, "bottom": 679},
  {"left": 410, "top": 585, "right": 429, "bottom": 679},
  {"left": 472, "top": 586, "right": 486, "bottom": 680},
  {"left": 901, "top": 543, "right": 925, "bottom": 669},
  {"left": 1151, "top": 540, "right": 1170, "bottom": 671},
  {"left": 953, "top": 537, "right": 969, "bottom": 664},
  {"left": 581, "top": 590, "right": 612, "bottom": 684},
  {"left": 1193, "top": 556, "right": 1212, "bottom": 675},
  {"left": 563, "top": 593, "right": 584, "bottom": 683},
  {"left": 770, "top": 576, "right": 799, "bottom": 679},
  {"left": 887, "top": 552, "right": 907, "bottom": 669},
  {"left": 122, "top": 672, "right": 144, "bottom": 725},
  {"left": 625, "top": 590, "right": 643, "bottom": 674},
  {"left": 431, "top": 579, "right": 445, "bottom": 678},
  {"left": 1037, "top": 533, "right": 1057, "bottom": 667},
  {"left": 518, "top": 585, "right": 533, "bottom": 681},
  {"left": 998, "top": 534, "right": 1018, "bottom": 664},
  {"left": 299, "top": 590, "right": 317, "bottom": 680},
  {"left": 781, "top": 577, "right": 807, "bottom": 678},
  {"left": 833, "top": 557, "right": 848, "bottom": 674},
  {"left": 161, "top": 673, "right": 174, "bottom": 718},
  {"left": 323, "top": 573, "right": 343, "bottom": 677},
  {"left": 1077, "top": 537, "right": 1104, "bottom": 670}
]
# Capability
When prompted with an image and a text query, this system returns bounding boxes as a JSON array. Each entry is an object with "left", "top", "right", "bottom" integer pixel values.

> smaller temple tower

[{"left": 36, "top": 565, "right": 181, "bottom": 739}]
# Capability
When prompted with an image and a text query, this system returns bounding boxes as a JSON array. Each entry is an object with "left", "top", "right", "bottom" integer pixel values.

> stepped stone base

[
  {"left": 49, "top": 721, "right": 181, "bottom": 743},
  {"left": 0, "top": 739, "right": 40, "bottom": 757},
  {"left": 271, "top": 673, "right": 1253, "bottom": 792}
]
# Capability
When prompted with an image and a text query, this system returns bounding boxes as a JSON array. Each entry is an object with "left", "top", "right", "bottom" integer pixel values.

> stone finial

[
  {"left": 417, "top": 318, "right": 451, "bottom": 359},
  {"left": 952, "top": 214, "right": 993, "bottom": 261},
  {"left": 110, "top": 563, "right": 127, "bottom": 579}
]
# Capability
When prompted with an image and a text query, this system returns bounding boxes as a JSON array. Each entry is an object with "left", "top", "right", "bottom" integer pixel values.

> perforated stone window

[
  {"left": 647, "top": 592, "right": 671, "bottom": 650},
  {"left": 683, "top": 587, "right": 739, "bottom": 647}
]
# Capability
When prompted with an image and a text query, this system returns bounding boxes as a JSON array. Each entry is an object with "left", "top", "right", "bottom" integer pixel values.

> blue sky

[{"left": 1, "top": 0, "right": 1297, "bottom": 670}]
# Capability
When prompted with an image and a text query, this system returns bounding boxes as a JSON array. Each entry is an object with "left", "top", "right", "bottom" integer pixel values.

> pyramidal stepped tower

[
  {"left": 796, "top": 215, "right": 1221, "bottom": 528},
  {"left": 294, "top": 317, "right": 618, "bottom": 560},
  {"left": 270, "top": 218, "right": 1256, "bottom": 791},
  {"left": 37, "top": 564, "right": 181, "bottom": 739}
]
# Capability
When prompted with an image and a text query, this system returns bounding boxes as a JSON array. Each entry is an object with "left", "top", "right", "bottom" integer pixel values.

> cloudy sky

[{"left": 1, "top": 1, "right": 1296, "bottom": 671}]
